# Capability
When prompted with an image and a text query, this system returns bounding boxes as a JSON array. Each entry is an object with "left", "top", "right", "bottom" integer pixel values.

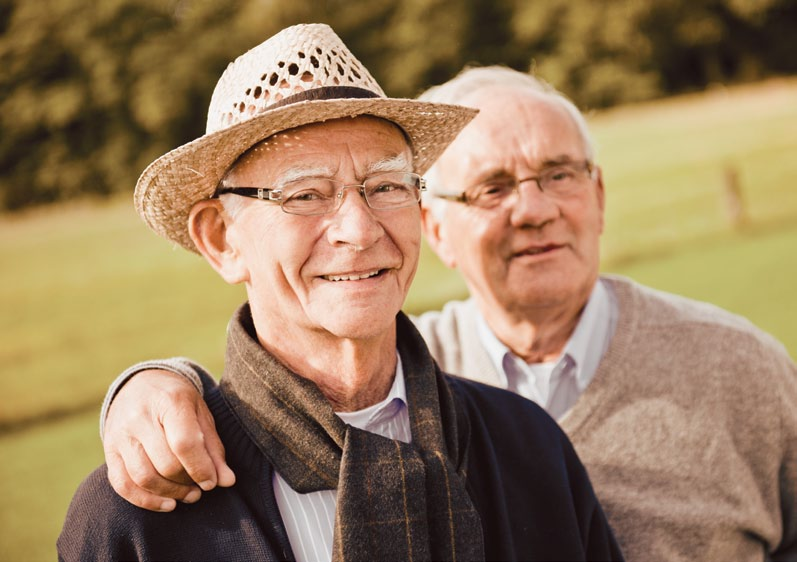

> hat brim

[{"left": 135, "top": 98, "right": 477, "bottom": 253}]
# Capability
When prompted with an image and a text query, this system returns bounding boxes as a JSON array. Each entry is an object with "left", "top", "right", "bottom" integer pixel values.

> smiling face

[
  {"left": 424, "top": 88, "right": 605, "bottom": 322},
  {"left": 215, "top": 116, "right": 421, "bottom": 342}
]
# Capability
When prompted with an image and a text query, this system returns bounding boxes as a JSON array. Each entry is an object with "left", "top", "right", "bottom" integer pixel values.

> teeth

[{"left": 324, "top": 270, "right": 381, "bottom": 282}]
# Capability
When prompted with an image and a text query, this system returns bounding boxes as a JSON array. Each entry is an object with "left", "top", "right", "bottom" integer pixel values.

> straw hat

[{"left": 134, "top": 23, "right": 478, "bottom": 252}]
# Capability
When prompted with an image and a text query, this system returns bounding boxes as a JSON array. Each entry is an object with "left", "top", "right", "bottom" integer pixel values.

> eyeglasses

[
  {"left": 215, "top": 171, "right": 425, "bottom": 216},
  {"left": 434, "top": 160, "right": 596, "bottom": 209}
]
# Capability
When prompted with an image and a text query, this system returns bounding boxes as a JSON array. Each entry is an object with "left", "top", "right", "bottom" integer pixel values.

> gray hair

[
  {"left": 218, "top": 192, "right": 247, "bottom": 220},
  {"left": 418, "top": 65, "right": 596, "bottom": 218}
]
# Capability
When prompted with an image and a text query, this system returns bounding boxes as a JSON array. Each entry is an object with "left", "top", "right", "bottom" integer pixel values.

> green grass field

[{"left": 1, "top": 77, "right": 796, "bottom": 561}]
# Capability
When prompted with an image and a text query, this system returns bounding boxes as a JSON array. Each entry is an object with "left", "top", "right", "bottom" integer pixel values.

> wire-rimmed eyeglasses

[
  {"left": 433, "top": 160, "right": 596, "bottom": 209},
  {"left": 215, "top": 171, "right": 425, "bottom": 216}
]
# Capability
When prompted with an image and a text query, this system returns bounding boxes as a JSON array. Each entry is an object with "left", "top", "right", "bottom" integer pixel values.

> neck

[
  {"left": 475, "top": 292, "right": 589, "bottom": 364},
  {"left": 251, "top": 312, "right": 398, "bottom": 412}
]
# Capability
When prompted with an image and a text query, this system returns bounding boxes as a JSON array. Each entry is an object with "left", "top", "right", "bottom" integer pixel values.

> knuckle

[
  {"left": 170, "top": 432, "right": 205, "bottom": 456},
  {"left": 107, "top": 467, "right": 132, "bottom": 497},
  {"left": 127, "top": 463, "right": 160, "bottom": 491},
  {"left": 107, "top": 469, "right": 161, "bottom": 511},
  {"left": 161, "top": 378, "right": 199, "bottom": 405},
  {"left": 156, "top": 457, "right": 186, "bottom": 480}
]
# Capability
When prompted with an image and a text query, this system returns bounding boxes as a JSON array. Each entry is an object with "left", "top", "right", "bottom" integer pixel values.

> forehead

[
  {"left": 226, "top": 116, "right": 412, "bottom": 181},
  {"left": 445, "top": 89, "right": 587, "bottom": 178}
]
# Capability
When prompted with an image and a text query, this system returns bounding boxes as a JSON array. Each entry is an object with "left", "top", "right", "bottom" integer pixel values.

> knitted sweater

[{"left": 416, "top": 274, "right": 797, "bottom": 561}]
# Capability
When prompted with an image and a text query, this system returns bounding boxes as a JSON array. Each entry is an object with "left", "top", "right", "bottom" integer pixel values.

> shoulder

[
  {"left": 599, "top": 275, "right": 796, "bottom": 417},
  {"left": 59, "top": 456, "right": 282, "bottom": 562},
  {"left": 62, "top": 465, "right": 140, "bottom": 525},
  {"left": 58, "top": 465, "right": 148, "bottom": 561},
  {"left": 605, "top": 274, "right": 765, "bottom": 333},
  {"left": 604, "top": 274, "right": 793, "bottom": 362}
]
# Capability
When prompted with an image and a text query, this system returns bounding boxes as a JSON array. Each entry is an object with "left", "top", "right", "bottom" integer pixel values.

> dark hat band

[{"left": 268, "top": 86, "right": 380, "bottom": 110}]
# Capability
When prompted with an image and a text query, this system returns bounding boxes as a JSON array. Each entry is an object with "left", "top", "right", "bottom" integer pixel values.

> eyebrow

[
  {"left": 366, "top": 153, "right": 412, "bottom": 175},
  {"left": 537, "top": 155, "right": 583, "bottom": 169},
  {"left": 469, "top": 155, "right": 583, "bottom": 186},
  {"left": 274, "top": 165, "right": 335, "bottom": 187},
  {"left": 271, "top": 152, "right": 411, "bottom": 188}
]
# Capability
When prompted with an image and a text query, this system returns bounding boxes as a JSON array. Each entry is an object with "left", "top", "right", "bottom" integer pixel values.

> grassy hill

[{"left": 1, "top": 77, "right": 796, "bottom": 561}]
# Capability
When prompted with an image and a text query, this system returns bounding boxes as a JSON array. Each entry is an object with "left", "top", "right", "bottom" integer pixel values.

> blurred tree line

[{"left": 1, "top": 0, "right": 795, "bottom": 211}]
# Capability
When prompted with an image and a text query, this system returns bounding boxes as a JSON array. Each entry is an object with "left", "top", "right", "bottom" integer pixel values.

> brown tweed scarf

[{"left": 219, "top": 304, "right": 484, "bottom": 561}]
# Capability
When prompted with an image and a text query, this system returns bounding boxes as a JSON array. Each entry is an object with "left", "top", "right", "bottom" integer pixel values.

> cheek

[
  {"left": 446, "top": 216, "right": 497, "bottom": 273},
  {"left": 563, "top": 201, "right": 604, "bottom": 260},
  {"left": 461, "top": 214, "right": 502, "bottom": 256},
  {"left": 574, "top": 201, "right": 604, "bottom": 239},
  {"left": 242, "top": 220, "right": 318, "bottom": 288},
  {"left": 396, "top": 212, "right": 423, "bottom": 268}
]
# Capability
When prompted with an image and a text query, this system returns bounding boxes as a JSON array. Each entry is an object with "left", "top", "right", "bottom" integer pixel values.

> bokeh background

[{"left": 1, "top": 0, "right": 796, "bottom": 559}]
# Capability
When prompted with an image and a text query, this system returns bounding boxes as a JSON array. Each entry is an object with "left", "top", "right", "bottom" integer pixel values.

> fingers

[
  {"left": 158, "top": 391, "right": 236, "bottom": 490},
  {"left": 160, "top": 401, "right": 220, "bottom": 491},
  {"left": 134, "top": 420, "right": 198, "bottom": 487},
  {"left": 197, "top": 404, "right": 236, "bottom": 488},
  {"left": 105, "top": 443, "right": 199, "bottom": 512},
  {"left": 103, "top": 369, "right": 220, "bottom": 509}
]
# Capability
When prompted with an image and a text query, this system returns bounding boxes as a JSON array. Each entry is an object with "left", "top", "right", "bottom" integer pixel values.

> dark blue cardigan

[
  {"left": 59, "top": 377, "right": 622, "bottom": 561},
  {"left": 59, "top": 311, "right": 623, "bottom": 561}
]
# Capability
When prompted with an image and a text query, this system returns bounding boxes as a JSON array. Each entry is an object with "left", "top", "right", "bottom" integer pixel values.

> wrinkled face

[
  {"left": 428, "top": 89, "right": 605, "bottom": 318},
  {"left": 223, "top": 116, "right": 421, "bottom": 340}
]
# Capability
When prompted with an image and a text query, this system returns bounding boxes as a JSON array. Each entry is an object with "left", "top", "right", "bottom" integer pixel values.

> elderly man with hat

[{"left": 58, "top": 24, "right": 622, "bottom": 562}]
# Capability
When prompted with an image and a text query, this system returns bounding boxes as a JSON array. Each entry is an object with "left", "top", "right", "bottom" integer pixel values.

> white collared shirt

[
  {"left": 478, "top": 279, "right": 618, "bottom": 419},
  {"left": 273, "top": 353, "right": 411, "bottom": 562}
]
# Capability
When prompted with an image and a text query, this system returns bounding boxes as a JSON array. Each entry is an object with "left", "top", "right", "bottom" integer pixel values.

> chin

[
  {"left": 502, "top": 278, "right": 575, "bottom": 308},
  {"left": 315, "top": 305, "right": 400, "bottom": 340}
]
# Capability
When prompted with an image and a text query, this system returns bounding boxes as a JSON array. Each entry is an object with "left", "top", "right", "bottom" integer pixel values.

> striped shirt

[{"left": 273, "top": 354, "right": 411, "bottom": 562}]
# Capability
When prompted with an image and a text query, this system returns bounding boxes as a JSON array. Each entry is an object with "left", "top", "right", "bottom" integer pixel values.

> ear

[
  {"left": 188, "top": 199, "right": 249, "bottom": 284},
  {"left": 421, "top": 204, "right": 458, "bottom": 269},
  {"left": 593, "top": 165, "right": 606, "bottom": 234}
]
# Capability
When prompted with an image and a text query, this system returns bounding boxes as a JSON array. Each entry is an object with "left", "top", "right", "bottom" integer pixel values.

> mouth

[
  {"left": 322, "top": 269, "right": 384, "bottom": 282},
  {"left": 514, "top": 244, "right": 564, "bottom": 258}
]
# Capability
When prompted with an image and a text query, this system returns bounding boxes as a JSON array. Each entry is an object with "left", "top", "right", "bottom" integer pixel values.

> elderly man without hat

[
  {"left": 95, "top": 31, "right": 797, "bottom": 562},
  {"left": 58, "top": 24, "right": 623, "bottom": 562}
]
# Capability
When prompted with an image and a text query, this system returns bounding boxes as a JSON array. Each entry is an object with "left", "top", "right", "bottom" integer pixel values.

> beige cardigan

[{"left": 415, "top": 274, "right": 797, "bottom": 561}]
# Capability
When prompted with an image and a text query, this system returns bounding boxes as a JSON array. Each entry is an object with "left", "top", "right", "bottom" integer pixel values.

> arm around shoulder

[
  {"left": 99, "top": 357, "right": 214, "bottom": 437},
  {"left": 100, "top": 358, "right": 233, "bottom": 512}
]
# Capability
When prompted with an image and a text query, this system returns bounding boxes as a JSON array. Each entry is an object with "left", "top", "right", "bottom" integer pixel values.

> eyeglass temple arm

[{"left": 213, "top": 187, "right": 281, "bottom": 201}]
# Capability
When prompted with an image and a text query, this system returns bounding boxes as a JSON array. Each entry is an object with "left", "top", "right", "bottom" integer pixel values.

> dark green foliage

[{"left": 1, "top": 0, "right": 794, "bottom": 211}]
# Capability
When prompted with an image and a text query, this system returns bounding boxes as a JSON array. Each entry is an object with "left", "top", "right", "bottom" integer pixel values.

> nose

[
  {"left": 508, "top": 180, "right": 560, "bottom": 228},
  {"left": 326, "top": 187, "right": 385, "bottom": 249}
]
